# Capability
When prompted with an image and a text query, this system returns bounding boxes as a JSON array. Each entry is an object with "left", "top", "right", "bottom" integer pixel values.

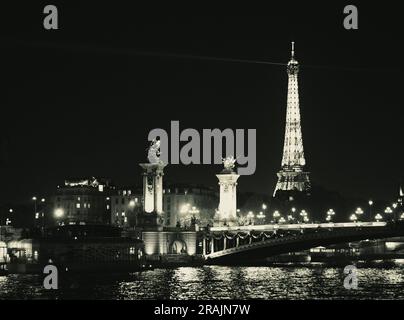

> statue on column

[
  {"left": 214, "top": 156, "right": 240, "bottom": 227},
  {"left": 138, "top": 139, "right": 166, "bottom": 230}
]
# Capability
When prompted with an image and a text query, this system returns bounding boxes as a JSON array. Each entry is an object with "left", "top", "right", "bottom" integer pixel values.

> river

[{"left": 1, "top": 264, "right": 404, "bottom": 300}]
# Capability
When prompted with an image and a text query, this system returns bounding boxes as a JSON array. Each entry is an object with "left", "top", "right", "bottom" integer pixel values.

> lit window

[
  {"left": 135, "top": 198, "right": 138, "bottom": 203},
  {"left": 76, "top": 203, "right": 81, "bottom": 209},
  {"left": 130, "top": 247, "right": 135, "bottom": 255},
  {"left": 128, "top": 190, "right": 131, "bottom": 195},
  {"left": 123, "top": 190, "right": 127, "bottom": 196},
  {"left": 88, "top": 203, "right": 91, "bottom": 208},
  {"left": 122, "top": 212, "right": 125, "bottom": 217},
  {"left": 35, "top": 213, "right": 39, "bottom": 219},
  {"left": 107, "top": 205, "right": 110, "bottom": 210},
  {"left": 98, "top": 185, "right": 104, "bottom": 192},
  {"left": 78, "top": 197, "right": 81, "bottom": 201},
  {"left": 84, "top": 203, "right": 87, "bottom": 209},
  {"left": 124, "top": 217, "right": 128, "bottom": 223}
]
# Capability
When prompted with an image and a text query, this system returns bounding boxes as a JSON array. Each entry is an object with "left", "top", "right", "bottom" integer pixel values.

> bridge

[{"left": 202, "top": 221, "right": 404, "bottom": 264}]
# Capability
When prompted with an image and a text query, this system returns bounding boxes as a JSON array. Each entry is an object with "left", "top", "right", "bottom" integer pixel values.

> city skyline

[{"left": 2, "top": 4, "right": 402, "bottom": 206}]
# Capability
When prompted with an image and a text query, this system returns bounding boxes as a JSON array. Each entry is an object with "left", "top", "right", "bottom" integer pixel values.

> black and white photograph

[{"left": 1, "top": 2, "right": 403, "bottom": 309}]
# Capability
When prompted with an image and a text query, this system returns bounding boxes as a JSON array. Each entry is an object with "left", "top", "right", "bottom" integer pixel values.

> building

[
  {"left": 163, "top": 184, "right": 218, "bottom": 227},
  {"left": 49, "top": 177, "right": 114, "bottom": 225},
  {"left": 273, "top": 42, "right": 311, "bottom": 197},
  {"left": 110, "top": 187, "right": 142, "bottom": 228}
]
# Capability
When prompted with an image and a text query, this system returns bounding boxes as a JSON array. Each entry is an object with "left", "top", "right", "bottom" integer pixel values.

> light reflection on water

[{"left": 1, "top": 265, "right": 404, "bottom": 300}]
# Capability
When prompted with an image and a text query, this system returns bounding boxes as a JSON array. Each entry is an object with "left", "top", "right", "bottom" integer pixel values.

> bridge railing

[{"left": 209, "top": 222, "right": 387, "bottom": 232}]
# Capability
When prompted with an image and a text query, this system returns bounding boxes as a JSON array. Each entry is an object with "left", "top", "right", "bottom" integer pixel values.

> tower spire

[
  {"left": 291, "top": 41, "right": 295, "bottom": 60},
  {"left": 273, "top": 42, "right": 311, "bottom": 197}
]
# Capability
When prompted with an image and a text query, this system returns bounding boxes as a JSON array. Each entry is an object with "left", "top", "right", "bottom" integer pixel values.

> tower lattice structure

[{"left": 273, "top": 42, "right": 311, "bottom": 197}]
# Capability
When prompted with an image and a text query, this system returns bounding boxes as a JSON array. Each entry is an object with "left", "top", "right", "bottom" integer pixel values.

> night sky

[{"left": 1, "top": 3, "right": 402, "bottom": 205}]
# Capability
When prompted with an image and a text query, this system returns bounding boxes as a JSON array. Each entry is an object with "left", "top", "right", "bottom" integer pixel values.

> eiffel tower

[{"left": 273, "top": 42, "right": 311, "bottom": 197}]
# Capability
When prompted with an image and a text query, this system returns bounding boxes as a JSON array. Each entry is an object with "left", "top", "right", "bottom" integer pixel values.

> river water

[{"left": 1, "top": 264, "right": 404, "bottom": 300}]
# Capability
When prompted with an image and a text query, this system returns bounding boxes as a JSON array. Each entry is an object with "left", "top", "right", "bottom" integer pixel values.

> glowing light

[
  {"left": 180, "top": 203, "right": 190, "bottom": 214},
  {"left": 327, "top": 209, "right": 336, "bottom": 215},
  {"left": 368, "top": 200, "right": 373, "bottom": 206},
  {"left": 54, "top": 208, "right": 64, "bottom": 218},
  {"left": 350, "top": 214, "right": 358, "bottom": 222},
  {"left": 375, "top": 213, "right": 383, "bottom": 222},
  {"left": 129, "top": 200, "right": 136, "bottom": 207},
  {"left": 355, "top": 207, "right": 364, "bottom": 215},
  {"left": 262, "top": 204, "right": 267, "bottom": 210},
  {"left": 384, "top": 207, "right": 393, "bottom": 214},
  {"left": 279, "top": 217, "right": 286, "bottom": 223},
  {"left": 273, "top": 210, "right": 281, "bottom": 218},
  {"left": 32, "top": 196, "right": 37, "bottom": 201}
]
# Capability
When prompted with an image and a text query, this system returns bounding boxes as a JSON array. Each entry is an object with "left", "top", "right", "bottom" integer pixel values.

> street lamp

[
  {"left": 350, "top": 214, "right": 358, "bottom": 222},
  {"left": 326, "top": 209, "right": 336, "bottom": 222},
  {"left": 257, "top": 211, "right": 266, "bottom": 224},
  {"left": 375, "top": 213, "right": 383, "bottom": 222},
  {"left": 299, "top": 210, "right": 308, "bottom": 223},
  {"left": 180, "top": 203, "right": 190, "bottom": 214},
  {"left": 368, "top": 200, "right": 373, "bottom": 221},
  {"left": 279, "top": 217, "right": 286, "bottom": 224},
  {"left": 54, "top": 208, "right": 64, "bottom": 219},
  {"left": 355, "top": 207, "right": 364, "bottom": 222},
  {"left": 273, "top": 210, "right": 281, "bottom": 224}
]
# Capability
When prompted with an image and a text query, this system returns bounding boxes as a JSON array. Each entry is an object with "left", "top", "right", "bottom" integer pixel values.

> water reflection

[{"left": 1, "top": 265, "right": 404, "bottom": 300}]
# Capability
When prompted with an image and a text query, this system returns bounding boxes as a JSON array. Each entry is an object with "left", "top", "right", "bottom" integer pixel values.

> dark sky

[{"left": 1, "top": 3, "right": 402, "bottom": 205}]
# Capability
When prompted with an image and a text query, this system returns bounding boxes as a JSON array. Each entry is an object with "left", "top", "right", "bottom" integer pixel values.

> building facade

[
  {"left": 163, "top": 184, "right": 218, "bottom": 227},
  {"left": 50, "top": 177, "right": 114, "bottom": 225},
  {"left": 110, "top": 187, "right": 142, "bottom": 228}
]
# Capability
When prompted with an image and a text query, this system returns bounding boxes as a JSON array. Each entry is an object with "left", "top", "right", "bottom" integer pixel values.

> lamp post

[
  {"left": 375, "top": 213, "right": 383, "bottom": 222},
  {"left": 350, "top": 214, "right": 358, "bottom": 223},
  {"left": 355, "top": 207, "right": 364, "bottom": 222},
  {"left": 368, "top": 200, "right": 373, "bottom": 222},
  {"left": 54, "top": 208, "right": 64, "bottom": 225},
  {"left": 384, "top": 207, "right": 393, "bottom": 222},
  {"left": 299, "top": 210, "right": 308, "bottom": 223},
  {"left": 273, "top": 210, "right": 281, "bottom": 224},
  {"left": 256, "top": 211, "right": 266, "bottom": 225},
  {"left": 247, "top": 211, "right": 255, "bottom": 225},
  {"left": 326, "top": 209, "right": 335, "bottom": 223}
]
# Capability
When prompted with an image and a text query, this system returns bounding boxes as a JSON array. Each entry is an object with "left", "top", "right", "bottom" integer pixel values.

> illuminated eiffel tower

[{"left": 273, "top": 42, "right": 311, "bottom": 197}]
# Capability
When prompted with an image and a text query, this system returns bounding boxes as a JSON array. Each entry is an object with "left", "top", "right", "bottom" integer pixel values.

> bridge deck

[{"left": 209, "top": 222, "right": 387, "bottom": 233}]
